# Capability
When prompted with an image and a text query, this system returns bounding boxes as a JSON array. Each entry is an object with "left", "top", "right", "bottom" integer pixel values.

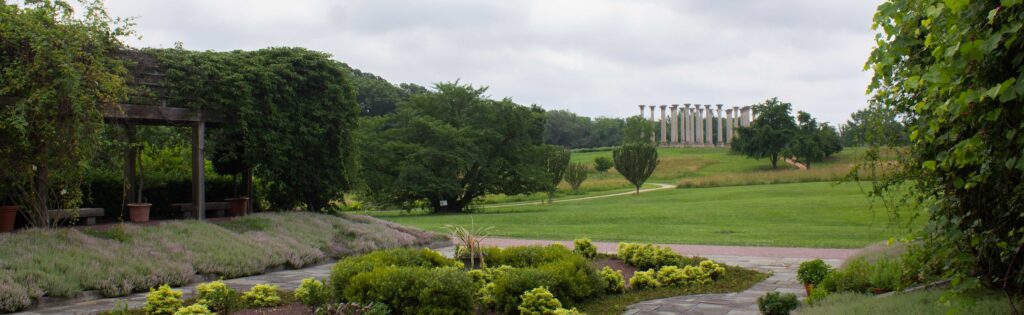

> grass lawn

[{"left": 378, "top": 181, "right": 921, "bottom": 248}]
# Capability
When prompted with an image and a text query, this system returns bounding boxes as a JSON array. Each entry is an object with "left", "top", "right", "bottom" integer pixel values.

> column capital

[
  {"left": 684, "top": 103, "right": 691, "bottom": 108},
  {"left": 670, "top": 104, "right": 679, "bottom": 109},
  {"left": 704, "top": 104, "right": 712, "bottom": 109},
  {"left": 659, "top": 104, "right": 667, "bottom": 109},
  {"left": 725, "top": 108, "right": 733, "bottom": 114},
  {"left": 716, "top": 104, "right": 724, "bottom": 110}
]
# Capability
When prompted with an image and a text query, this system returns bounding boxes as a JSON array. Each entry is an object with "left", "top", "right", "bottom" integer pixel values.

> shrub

[
  {"left": 315, "top": 302, "right": 391, "bottom": 315},
  {"left": 295, "top": 278, "right": 330, "bottom": 307},
  {"left": 329, "top": 248, "right": 461, "bottom": 298},
  {"left": 469, "top": 266, "right": 514, "bottom": 307},
  {"left": 518, "top": 287, "right": 562, "bottom": 315},
  {"left": 195, "top": 280, "right": 235, "bottom": 312},
  {"left": 682, "top": 265, "right": 712, "bottom": 286},
  {"left": 757, "top": 292, "right": 799, "bottom": 315},
  {"left": 492, "top": 268, "right": 559, "bottom": 314},
  {"left": 868, "top": 258, "right": 901, "bottom": 291},
  {"left": 698, "top": 260, "right": 726, "bottom": 280},
  {"left": 573, "top": 238, "right": 597, "bottom": 259},
  {"left": 629, "top": 270, "right": 659, "bottom": 289},
  {"left": 824, "top": 259, "right": 872, "bottom": 293},
  {"left": 242, "top": 284, "right": 281, "bottom": 308},
  {"left": 145, "top": 284, "right": 184, "bottom": 315},
  {"left": 0, "top": 278, "right": 30, "bottom": 313},
  {"left": 598, "top": 267, "right": 625, "bottom": 293},
  {"left": 537, "top": 256, "right": 605, "bottom": 304},
  {"left": 172, "top": 304, "right": 213, "bottom": 315},
  {"left": 483, "top": 244, "right": 575, "bottom": 268},
  {"left": 655, "top": 266, "right": 687, "bottom": 287},
  {"left": 806, "top": 286, "right": 830, "bottom": 306},
  {"left": 344, "top": 266, "right": 474, "bottom": 315},
  {"left": 617, "top": 242, "right": 682, "bottom": 269},
  {"left": 553, "top": 308, "right": 585, "bottom": 315},
  {"left": 797, "top": 259, "right": 832, "bottom": 286},
  {"left": 593, "top": 156, "right": 614, "bottom": 173}
]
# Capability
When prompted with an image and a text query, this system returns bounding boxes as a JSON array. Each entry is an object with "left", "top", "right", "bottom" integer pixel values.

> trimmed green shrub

[
  {"left": 806, "top": 286, "right": 829, "bottom": 306},
  {"left": 682, "top": 265, "right": 712, "bottom": 286},
  {"left": 329, "top": 248, "right": 461, "bottom": 298},
  {"left": 868, "top": 258, "right": 901, "bottom": 291},
  {"left": 295, "top": 278, "right": 330, "bottom": 307},
  {"left": 616, "top": 242, "right": 682, "bottom": 269},
  {"left": 757, "top": 292, "right": 799, "bottom": 315},
  {"left": 242, "top": 284, "right": 281, "bottom": 308},
  {"left": 483, "top": 245, "right": 575, "bottom": 268},
  {"left": 343, "top": 267, "right": 474, "bottom": 315},
  {"left": 145, "top": 284, "right": 184, "bottom": 315},
  {"left": 629, "top": 269, "right": 659, "bottom": 289},
  {"left": 655, "top": 266, "right": 687, "bottom": 287},
  {"left": 469, "top": 266, "right": 514, "bottom": 308},
  {"left": 195, "top": 280, "right": 234, "bottom": 312},
  {"left": 598, "top": 267, "right": 625, "bottom": 293},
  {"left": 172, "top": 304, "right": 213, "bottom": 315},
  {"left": 518, "top": 287, "right": 562, "bottom": 315},
  {"left": 573, "top": 238, "right": 598, "bottom": 259},
  {"left": 797, "top": 259, "right": 832, "bottom": 286},
  {"left": 492, "top": 268, "right": 559, "bottom": 314},
  {"left": 553, "top": 308, "right": 585, "bottom": 315},
  {"left": 538, "top": 256, "right": 605, "bottom": 304},
  {"left": 824, "top": 259, "right": 872, "bottom": 293},
  {"left": 699, "top": 260, "right": 726, "bottom": 280}
]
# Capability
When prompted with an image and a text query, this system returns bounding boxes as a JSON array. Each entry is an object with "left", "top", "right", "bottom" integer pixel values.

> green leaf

[
  {"left": 923, "top": 160, "right": 937, "bottom": 170},
  {"left": 1002, "top": 0, "right": 1022, "bottom": 7},
  {"left": 945, "top": 0, "right": 969, "bottom": 12}
]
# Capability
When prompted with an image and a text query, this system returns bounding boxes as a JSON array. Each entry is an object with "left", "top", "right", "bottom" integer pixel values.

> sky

[{"left": 104, "top": 0, "right": 884, "bottom": 125}]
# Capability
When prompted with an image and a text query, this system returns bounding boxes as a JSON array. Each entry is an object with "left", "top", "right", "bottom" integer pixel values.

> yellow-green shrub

[
  {"left": 294, "top": 278, "right": 330, "bottom": 306},
  {"left": 172, "top": 304, "right": 212, "bottom": 315},
  {"left": 629, "top": 269, "right": 659, "bottom": 289},
  {"left": 699, "top": 260, "right": 726, "bottom": 280},
  {"left": 682, "top": 265, "right": 711, "bottom": 286},
  {"left": 655, "top": 266, "right": 688, "bottom": 287},
  {"left": 573, "top": 238, "right": 598, "bottom": 259},
  {"left": 195, "top": 280, "right": 234, "bottom": 311},
  {"left": 144, "top": 284, "right": 183, "bottom": 315},
  {"left": 518, "top": 287, "right": 562, "bottom": 315},
  {"left": 599, "top": 266, "right": 625, "bottom": 293},
  {"left": 617, "top": 242, "right": 682, "bottom": 269},
  {"left": 241, "top": 284, "right": 281, "bottom": 308},
  {"left": 553, "top": 308, "right": 586, "bottom": 315}
]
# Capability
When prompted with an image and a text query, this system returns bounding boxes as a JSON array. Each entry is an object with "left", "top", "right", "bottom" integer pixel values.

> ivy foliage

[
  {"left": 866, "top": 0, "right": 1024, "bottom": 291},
  {"left": 0, "top": 0, "right": 132, "bottom": 226},
  {"left": 145, "top": 47, "right": 359, "bottom": 211}
]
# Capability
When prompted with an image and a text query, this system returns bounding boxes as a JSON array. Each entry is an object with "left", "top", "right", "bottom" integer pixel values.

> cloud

[{"left": 106, "top": 0, "right": 883, "bottom": 125}]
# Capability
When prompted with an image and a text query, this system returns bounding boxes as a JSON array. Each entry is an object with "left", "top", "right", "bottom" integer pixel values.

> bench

[
  {"left": 170, "top": 202, "right": 229, "bottom": 219},
  {"left": 48, "top": 208, "right": 104, "bottom": 225}
]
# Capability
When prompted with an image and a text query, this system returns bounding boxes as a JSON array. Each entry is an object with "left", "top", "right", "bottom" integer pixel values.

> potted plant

[
  {"left": 126, "top": 142, "right": 151, "bottom": 223},
  {"left": 0, "top": 188, "right": 17, "bottom": 232},
  {"left": 797, "top": 259, "right": 832, "bottom": 296}
]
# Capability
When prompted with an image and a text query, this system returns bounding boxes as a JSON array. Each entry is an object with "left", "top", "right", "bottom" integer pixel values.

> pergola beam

[{"left": 101, "top": 103, "right": 228, "bottom": 125}]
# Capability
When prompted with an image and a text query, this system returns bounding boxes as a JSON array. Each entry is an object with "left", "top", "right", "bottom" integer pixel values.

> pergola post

[
  {"left": 124, "top": 125, "right": 138, "bottom": 205},
  {"left": 192, "top": 119, "right": 206, "bottom": 220},
  {"left": 244, "top": 167, "right": 254, "bottom": 215}
]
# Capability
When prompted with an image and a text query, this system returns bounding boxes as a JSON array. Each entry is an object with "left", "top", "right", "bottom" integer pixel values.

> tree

[
  {"left": 731, "top": 98, "right": 798, "bottom": 168},
  {"left": 357, "top": 82, "right": 548, "bottom": 213},
  {"left": 622, "top": 116, "right": 655, "bottom": 145},
  {"left": 563, "top": 162, "right": 588, "bottom": 193},
  {"left": 818, "top": 123, "right": 843, "bottom": 158},
  {"left": 0, "top": 0, "right": 133, "bottom": 227},
  {"left": 867, "top": 0, "right": 1024, "bottom": 294},
  {"left": 613, "top": 143, "right": 659, "bottom": 194},
  {"left": 785, "top": 112, "right": 826, "bottom": 169},
  {"left": 839, "top": 105, "right": 908, "bottom": 147},
  {"left": 543, "top": 110, "right": 590, "bottom": 148},
  {"left": 544, "top": 146, "right": 571, "bottom": 202},
  {"left": 593, "top": 156, "right": 614, "bottom": 174}
]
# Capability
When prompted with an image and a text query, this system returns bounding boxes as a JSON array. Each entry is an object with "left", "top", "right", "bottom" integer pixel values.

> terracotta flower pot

[
  {"left": 0, "top": 205, "right": 17, "bottom": 232},
  {"left": 804, "top": 283, "right": 814, "bottom": 296},
  {"left": 226, "top": 197, "right": 249, "bottom": 217},
  {"left": 127, "top": 203, "right": 151, "bottom": 223}
]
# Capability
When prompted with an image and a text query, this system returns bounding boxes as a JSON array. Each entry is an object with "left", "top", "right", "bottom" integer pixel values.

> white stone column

[
  {"left": 670, "top": 104, "right": 679, "bottom": 145},
  {"left": 691, "top": 107, "right": 699, "bottom": 145},
  {"left": 732, "top": 106, "right": 740, "bottom": 129},
  {"left": 659, "top": 105, "right": 667, "bottom": 145},
  {"left": 741, "top": 106, "right": 751, "bottom": 127},
  {"left": 716, "top": 104, "right": 724, "bottom": 147},
  {"left": 696, "top": 106, "right": 704, "bottom": 146},
  {"left": 648, "top": 105, "right": 655, "bottom": 121},
  {"left": 704, "top": 104, "right": 713, "bottom": 146},
  {"left": 638, "top": 105, "right": 645, "bottom": 118},
  {"left": 682, "top": 104, "right": 691, "bottom": 146},
  {"left": 725, "top": 108, "right": 734, "bottom": 145}
]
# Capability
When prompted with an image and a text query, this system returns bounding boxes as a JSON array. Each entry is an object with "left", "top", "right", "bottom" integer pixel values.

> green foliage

[
  {"left": 628, "top": 269, "right": 659, "bottom": 290},
  {"left": 172, "top": 304, "right": 212, "bottom": 315},
  {"left": 656, "top": 265, "right": 711, "bottom": 287},
  {"left": 144, "top": 284, "right": 183, "bottom": 315},
  {"left": 573, "top": 238, "right": 598, "bottom": 259},
  {"left": 316, "top": 302, "right": 392, "bottom": 315},
  {"left": 612, "top": 144, "right": 659, "bottom": 194},
  {"left": 356, "top": 82, "right": 549, "bottom": 213},
  {"left": 482, "top": 244, "right": 575, "bottom": 268},
  {"left": 699, "top": 260, "right": 726, "bottom": 280},
  {"left": 797, "top": 259, "right": 833, "bottom": 286},
  {"left": 563, "top": 162, "right": 589, "bottom": 193},
  {"left": 195, "top": 280, "right": 235, "bottom": 312},
  {"left": 731, "top": 98, "right": 797, "bottom": 169},
  {"left": 552, "top": 308, "right": 585, "bottom": 315},
  {"left": 147, "top": 46, "right": 359, "bottom": 212},
  {"left": 545, "top": 146, "right": 572, "bottom": 202},
  {"left": 786, "top": 111, "right": 828, "bottom": 169},
  {"left": 0, "top": 0, "right": 132, "bottom": 226},
  {"left": 598, "top": 267, "right": 626, "bottom": 293},
  {"left": 820, "top": 260, "right": 871, "bottom": 294},
  {"left": 839, "top": 106, "right": 908, "bottom": 147},
  {"left": 866, "top": 0, "right": 1024, "bottom": 292},
  {"left": 622, "top": 116, "right": 654, "bottom": 145},
  {"left": 543, "top": 110, "right": 624, "bottom": 149},
  {"left": 343, "top": 266, "right": 474, "bottom": 315},
  {"left": 328, "top": 248, "right": 461, "bottom": 299},
  {"left": 518, "top": 287, "right": 562, "bottom": 315},
  {"left": 295, "top": 278, "right": 330, "bottom": 307},
  {"left": 592, "top": 156, "right": 614, "bottom": 173},
  {"left": 489, "top": 253, "right": 604, "bottom": 314},
  {"left": 241, "top": 284, "right": 281, "bottom": 308},
  {"left": 616, "top": 243, "right": 682, "bottom": 270},
  {"left": 757, "top": 292, "right": 799, "bottom": 315},
  {"left": 806, "top": 286, "right": 830, "bottom": 306}
]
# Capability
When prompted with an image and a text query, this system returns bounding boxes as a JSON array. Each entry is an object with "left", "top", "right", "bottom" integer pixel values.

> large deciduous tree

[
  {"left": 867, "top": 0, "right": 1024, "bottom": 293},
  {"left": 0, "top": 0, "right": 132, "bottom": 227},
  {"left": 357, "top": 82, "right": 549, "bottom": 213},
  {"left": 785, "top": 112, "right": 826, "bottom": 169},
  {"left": 622, "top": 116, "right": 655, "bottom": 145},
  {"left": 613, "top": 143, "right": 659, "bottom": 194},
  {"left": 731, "top": 98, "right": 797, "bottom": 169}
]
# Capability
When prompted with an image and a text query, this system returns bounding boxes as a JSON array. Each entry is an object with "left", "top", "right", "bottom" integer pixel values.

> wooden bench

[
  {"left": 170, "top": 202, "right": 229, "bottom": 219},
  {"left": 48, "top": 208, "right": 104, "bottom": 225}
]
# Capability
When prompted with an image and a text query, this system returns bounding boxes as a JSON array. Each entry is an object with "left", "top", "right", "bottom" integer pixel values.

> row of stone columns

[{"left": 637, "top": 104, "right": 756, "bottom": 147}]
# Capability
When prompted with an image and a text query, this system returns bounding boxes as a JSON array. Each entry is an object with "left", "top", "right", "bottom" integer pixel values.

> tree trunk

[
  {"left": 770, "top": 154, "right": 779, "bottom": 169},
  {"left": 433, "top": 199, "right": 464, "bottom": 213}
]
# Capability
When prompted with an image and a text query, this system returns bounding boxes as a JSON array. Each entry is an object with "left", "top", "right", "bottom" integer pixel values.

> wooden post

[
  {"left": 124, "top": 125, "right": 138, "bottom": 205},
  {"left": 192, "top": 120, "right": 206, "bottom": 220}
]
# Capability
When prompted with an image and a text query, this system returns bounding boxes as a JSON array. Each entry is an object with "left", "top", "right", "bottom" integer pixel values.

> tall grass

[
  {"left": 0, "top": 212, "right": 443, "bottom": 312},
  {"left": 676, "top": 162, "right": 897, "bottom": 188},
  {"left": 796, "top": 289, "right": 1010, "bottom": 315}
]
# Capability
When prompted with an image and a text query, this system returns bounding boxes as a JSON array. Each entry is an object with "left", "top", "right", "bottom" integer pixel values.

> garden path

[
  {"left": 484, "top": 183, "right": 677, "bottom": 209},
  {"left": 479, "top": 238, "right": 853, "bottom": 315}
]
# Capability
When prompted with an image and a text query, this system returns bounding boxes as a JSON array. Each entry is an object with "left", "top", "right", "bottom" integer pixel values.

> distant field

[{"left": 378, "top": 181, "right": 921, "bottom": 248}]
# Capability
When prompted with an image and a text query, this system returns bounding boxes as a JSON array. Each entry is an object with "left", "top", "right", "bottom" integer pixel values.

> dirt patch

[
  {"left": 591, "top": 258, "right": 640, "bottom": 280},
  {"left": 233, "top": 303, "right": 312, "bottom": 315}
]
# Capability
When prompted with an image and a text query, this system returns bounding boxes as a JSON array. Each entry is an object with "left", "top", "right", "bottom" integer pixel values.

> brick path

[{"left": 480, "top": 238, "right": 852, "bottom": 315}]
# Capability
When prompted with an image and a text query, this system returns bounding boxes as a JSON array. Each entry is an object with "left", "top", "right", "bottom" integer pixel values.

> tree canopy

[
  {"left": 357, "top": 82, "right": 549, "bottom": 213},
  {"left": 543, "top": 110, "right": 624, "bottom": 148},
  {"left": 730, "top": 98, "right": 797, "bottom": 168},
  {"left": 867, "top": 0, "right": 1024, "bottom": 292},
  {"left": 613, "top": 143, "right": 659, "bottom": 194},
  {"left": 622, "top": 116, "right": 655, "bottom": 145}
]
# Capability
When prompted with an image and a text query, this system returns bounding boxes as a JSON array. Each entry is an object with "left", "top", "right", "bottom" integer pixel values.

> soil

[
  {"left": 233, "top": 304, "right": 312, "bottom": 315},
  {"left": 591, "top": 257, "right": 640, "bottom": 280}
]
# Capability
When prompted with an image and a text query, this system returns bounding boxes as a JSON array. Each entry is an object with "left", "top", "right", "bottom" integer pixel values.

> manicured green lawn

[{"left": 378, "top": 181, "right": 920, "bottom": 248}]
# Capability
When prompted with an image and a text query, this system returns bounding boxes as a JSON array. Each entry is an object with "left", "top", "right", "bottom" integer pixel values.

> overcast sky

[{"left": 106, "top": 0, "right": 883, "bottom": 125}]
